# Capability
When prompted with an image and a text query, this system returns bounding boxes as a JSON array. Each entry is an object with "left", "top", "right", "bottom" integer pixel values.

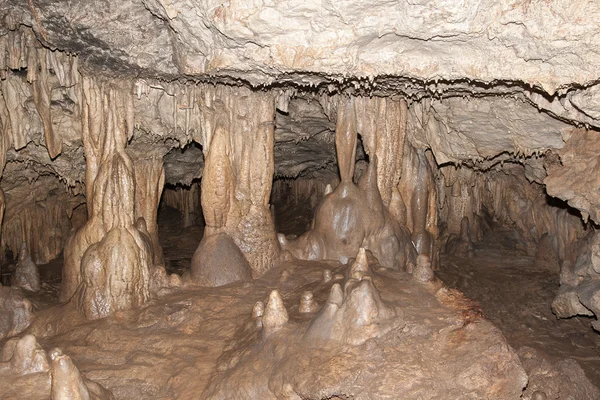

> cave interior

[{"left": 2, "top": 1, "right": 600, "bottom": 399}]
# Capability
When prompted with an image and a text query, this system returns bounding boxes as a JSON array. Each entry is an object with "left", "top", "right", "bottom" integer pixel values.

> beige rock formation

[{"left": 0, "top": 2, "right": 600, "bottom": 399}]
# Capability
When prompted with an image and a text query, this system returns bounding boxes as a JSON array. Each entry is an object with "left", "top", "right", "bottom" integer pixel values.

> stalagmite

[
  {"left": 262, "top": 290, "right": 289, "bottom": 335},
  {"left": 279, "top": 98, "right": 416, "bottom": 270},
  {"left": 190, "top": 232, "right": 253, "bottom": 287},
  {"left": 13, "top": 243, "right": 40, "bottom": 292},
  {"left": 305, "top": 248, "right": 398, "bottom": 345},
  {"left": 413, "top": 254, "right": 435, "bottom": 283},
  {"left": 0, "top": 335, "right": 114, "bottom": 399},
  {"left": 50, "top": 348, "right": 115, "bottom": 400},
  {"left": 197, "top": 86, "right": 279, "bottom": 277},
  {"left": 299, "top": 291, "right": 318, "bottom": 313},
  {"left": 62, "top": 79, "right": 152, "bottom": 319}
]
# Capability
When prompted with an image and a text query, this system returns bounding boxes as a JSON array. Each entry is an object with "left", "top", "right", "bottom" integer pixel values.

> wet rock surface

[
  {"left": 438, "top": 229, "right": 600, "bottom": 390},
  {"left": 16, "top": 250, "right": 526, "bottom": 399},
  {"left": 0, "top": 334, "right": 114, "bottom": 400}
]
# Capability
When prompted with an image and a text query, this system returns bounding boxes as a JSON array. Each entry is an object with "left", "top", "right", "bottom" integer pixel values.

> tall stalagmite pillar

[
  {"left": 61, "top": 78, "right": 153, "bottom": 319},
  {"left": 198, "top": 86, "right": 279, "bottom": 277}
]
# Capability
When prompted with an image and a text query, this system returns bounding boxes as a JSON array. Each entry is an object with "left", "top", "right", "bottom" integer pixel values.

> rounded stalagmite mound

[{"left": 191, "top": 232, "right": 253, "bottom": 287}]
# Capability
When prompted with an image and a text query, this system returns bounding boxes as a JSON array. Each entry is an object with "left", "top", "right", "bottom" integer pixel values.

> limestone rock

[
  {"left": 519, "top": 346, "right": 600, "bottom": 400},
  {"left": 0, "top": 335, "right": 114, "bottom": 400},
  {"left": 305, "top": 250, "right": 398, "bottom": 346},
  {"left": 13, "top": 242, "right": 41, "bottom": 292},
  {"left": 191, "top": 233, "right": 253, "bottom": 287},
  {"left": 0, "top": 285, "right": 34, "bottom": 340}
]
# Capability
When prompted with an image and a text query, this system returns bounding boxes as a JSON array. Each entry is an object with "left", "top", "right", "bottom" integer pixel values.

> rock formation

[
  {"left": 0, "top": 2, "right": 599, "bottom": 398},
  {"left": 0, "top": 334, "right": 114, "bottom": 399},
  {"left": 190, "top": 232, "right": 253, "bottom": 287},
  {"left": 13, "top": 242, "right": 40, "bottom": 292},
  {"left": 0, "top": 285, "right": 33, "bottom": 340},
  {"left": 279, "top": 98, "right": 417, "bottom": 270}
]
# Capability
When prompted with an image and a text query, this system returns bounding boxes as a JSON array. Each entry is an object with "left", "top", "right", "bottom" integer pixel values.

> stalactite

[
  {"left": 438, "top": 165, "right": 482, "bottom": 238},
  {"left": 438, "top": 164, "right": 585, "bottom": 263},
  {"left": 397, "top": 141, "right": 439, "bottom": 266},
  {"left": 335, "top": 97, "right": 357, "bottom": 183},
  {"left": 1, "top": 76, "right": 30, "bottom": 150},
  {"left": 354, "top": 96, "right": 407, "bottom": 208},
  {"left": 31, "top": 47, "right": 62, "bottom": 158},
  {"left": 161, "top": 182, "right": 202, "bottom": 228},
  {"left": 1, "top": 192, "right": 76, "bottom": 265},
  {"left": 271, "top": 176, "right": 339, "bottom": 209}
]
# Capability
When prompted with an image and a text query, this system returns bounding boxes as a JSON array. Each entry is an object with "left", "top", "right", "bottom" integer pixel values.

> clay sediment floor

[
  {"left": 6, "top": 214, "right": 599, "bottom": 399},
  {"left": 26, "top": 258, "right": 523, "bottom": 399},
  {"left": 438, "top": 229, "right": 600, "bottom": 386}
]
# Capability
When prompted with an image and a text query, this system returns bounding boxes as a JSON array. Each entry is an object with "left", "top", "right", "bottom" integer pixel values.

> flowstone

[
  {"left": 279, "top": 99, "right": 416, "bottom": 270},
  {"left": 191, "top": 232, "right": 253, "bottom": 287},
  {"left": 203, "top": 250, "right": 527, "bottom": 399},
  {"left": 0, "top": 334, "right": 114, "bottom": 399}
]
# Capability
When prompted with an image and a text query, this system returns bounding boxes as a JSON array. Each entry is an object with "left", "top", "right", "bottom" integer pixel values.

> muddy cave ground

[{"left": 9, "top": 194, "right": 599, "bottom": 399}]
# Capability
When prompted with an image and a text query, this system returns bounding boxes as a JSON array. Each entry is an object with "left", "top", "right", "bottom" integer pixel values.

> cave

[{"left": 2, "top": 2, "right": 600, "bottom": 399}]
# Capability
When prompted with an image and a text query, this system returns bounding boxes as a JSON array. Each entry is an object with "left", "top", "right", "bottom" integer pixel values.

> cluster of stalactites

[
  {"left": 438, "top": 164, "right": 585, "bottom": 262},
  {"left": 0, "top": 27, "right": 80, "bottom": 161},
  {"left": 161, "top": 182, "right": 202, "bottom": 228}
]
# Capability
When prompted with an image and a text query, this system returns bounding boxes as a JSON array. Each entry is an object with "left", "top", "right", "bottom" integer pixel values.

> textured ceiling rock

[
  {"left": 545, "top": 128, "right": 600, "bottom": 223},
  {"left": 408, "top": 96, "right": 570, "bottom": 165},
  {"left": 8, "top": 0, "right": 600, "bottom": 95}
]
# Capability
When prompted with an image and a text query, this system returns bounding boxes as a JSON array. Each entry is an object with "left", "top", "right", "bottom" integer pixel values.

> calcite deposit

[{"left": 1, "top": 0, "right": 600, "bottom": 398}]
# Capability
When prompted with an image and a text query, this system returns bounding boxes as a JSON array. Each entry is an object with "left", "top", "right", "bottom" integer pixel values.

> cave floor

[
  {"left": 438, "top": 229, "right": 600, "bottom": 386},
  {"left": 15, "top": 212, "right": 600, "bottom": 398},
  {"left": 27, "top": 253, "right": 526, "bottom": 399}
]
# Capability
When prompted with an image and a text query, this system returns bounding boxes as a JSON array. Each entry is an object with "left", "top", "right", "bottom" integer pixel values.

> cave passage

[{"left": 3, "top": 12, "right": 600, "bottom": 399}]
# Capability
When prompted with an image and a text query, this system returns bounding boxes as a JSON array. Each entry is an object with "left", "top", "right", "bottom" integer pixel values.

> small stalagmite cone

[
  {"left": 349, "top": 248, "right": 369, "bottom": 280},
  {"left": 299, "top": 291, "right": 317, "bottom": 313},
  {"left": 252, "top": 301, "right": 265, "bottom": 318},
  {"left": 324, "top": 184, "right": 333, "bottom": 195},
  {"left": 262, "top": 290, "right": 288, "bottom": 334},
  {"left": 49, "top": 348, "right": 91, "bottom": 400},
  {"left": 328, "top": 283, "right": 344, "bottom": 307},
  {"left": 253, "top": 301, "right": 265, "bottom": 328}
]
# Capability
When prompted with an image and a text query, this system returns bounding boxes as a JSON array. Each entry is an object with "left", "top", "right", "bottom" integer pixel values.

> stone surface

[
  {"left": 13, "top": 242, "right": 41, "bottom": 292},
  {"left": 190, "top": 232, "right": 253, "bottom": 287},
  {"left": 0, "top": 334, "right": 114, "bottom": 400},
  {"left": 7, "top": 0, "right": 600, "bottom": 98},
  {"left": 0, "top": 285, "right": 34, "bottom": 340}
]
